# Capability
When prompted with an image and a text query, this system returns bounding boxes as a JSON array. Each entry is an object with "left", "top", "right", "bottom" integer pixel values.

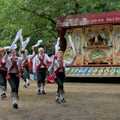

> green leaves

[{"left": 0, "top": 0, "right": 120, "bottom": 51}]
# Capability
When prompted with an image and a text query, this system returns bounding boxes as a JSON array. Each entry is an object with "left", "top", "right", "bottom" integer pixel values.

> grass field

[{"left": 0, "top": 81, "right": 120, "bottom": 120}]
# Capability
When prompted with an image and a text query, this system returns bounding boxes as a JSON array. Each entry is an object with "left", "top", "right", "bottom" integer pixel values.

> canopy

[{"left": 56, "top": 11, "right": 120, "bottom": 29}]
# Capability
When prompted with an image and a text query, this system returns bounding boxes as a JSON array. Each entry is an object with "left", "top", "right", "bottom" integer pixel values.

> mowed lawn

[{"left": 1, "top": 81, "right": 120, "bottom": 120}]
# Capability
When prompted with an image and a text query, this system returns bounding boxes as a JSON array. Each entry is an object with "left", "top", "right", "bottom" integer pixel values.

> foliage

[{"left": 0, "top": 0, "right": 120, "bottom": 53}]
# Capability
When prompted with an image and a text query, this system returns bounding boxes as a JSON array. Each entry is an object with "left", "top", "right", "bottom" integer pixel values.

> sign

[
  {"left": 65, "top": 67, "right": 120, "bottom": 77},
  {"left": 57, "top": 11, "right": 120, "bottom": 28}
]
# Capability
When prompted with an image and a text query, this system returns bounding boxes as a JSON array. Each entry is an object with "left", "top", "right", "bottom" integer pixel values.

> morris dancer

[
  {"left": 0, "top": 48, "right": 7, "bottom": 99},
  {"left": 20, "top": 47, "right": 35, "bottom": 88},
  {"left": 33, "top": 47, "right": 51, "bottom": 95},
  {"left": 6, "top": 49, "right": 21, "bottom": 109},
  {"left": 48, "top": 50, "right": 66, "bottom": 104}
]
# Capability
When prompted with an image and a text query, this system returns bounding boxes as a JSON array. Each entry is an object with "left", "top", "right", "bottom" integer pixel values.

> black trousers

[
  {"left": 37, "top": 68, "right": 47, "bottom": 87},
  {"left": 8, "top": 73, "right": 20, "bottom": 96},
  {"left": 23, "top": 67, "right": 30, "bottom": 82},
  {"left": 56, "top": 71, "right": 65, "bottom": 94},
  {"left": 0, "top": 71, "right": 7, "bottom": 91}
]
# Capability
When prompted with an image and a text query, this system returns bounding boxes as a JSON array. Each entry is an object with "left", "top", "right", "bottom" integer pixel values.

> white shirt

[{"left": 33, "top": 53, "right": 51, "bottom": 73}]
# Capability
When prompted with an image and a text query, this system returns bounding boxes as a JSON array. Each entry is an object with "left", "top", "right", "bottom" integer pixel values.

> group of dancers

[{"left": 0, "top": 43, "right": 66, "bottom": 109}]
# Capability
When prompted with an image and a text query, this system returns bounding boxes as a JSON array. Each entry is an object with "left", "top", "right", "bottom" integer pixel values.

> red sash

[
  {"left": 0, "top": 58, "right": 6, "bottom": 71},
  {"left": 6, "top": 57, "right": 19, "bottom": 80},
  {"left": 9, "top": 57, "right": 18, "bottom": 72},
  {"left": 37, "top": 55, "right": 47, "bottom": 71},
  {"left": 28, "top": 55, "right": 35, "bottom": 72},
  {"left": 55, "top": 59, "right": 64, "bottom": 75}
]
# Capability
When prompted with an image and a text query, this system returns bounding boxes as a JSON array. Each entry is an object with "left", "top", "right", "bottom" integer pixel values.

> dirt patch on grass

[{"left": 0, "top": 81, "right": 120, "bottom": 120}]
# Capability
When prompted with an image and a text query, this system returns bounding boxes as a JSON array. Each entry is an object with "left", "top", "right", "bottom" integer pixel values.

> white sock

[
  {"left": 56, "top": 93, "right": 59, "bottom": 100},
  {"left": 38, "top": 87, "right": 40, "bottom": 92},
  {"left": 26, "top": 79, "right": 29, "bottom": 84},
  {"left": 41, "top": 84, "right": 44, "bottom": 91},
  {"left": 12, "top": 96, "right": 17, "bottom": 104},
  {"left": 0, "top": 86, "right": 4, "bottom": 95},
  {"left": 60, "top": 93, "right": 64, "bottom": 100}
]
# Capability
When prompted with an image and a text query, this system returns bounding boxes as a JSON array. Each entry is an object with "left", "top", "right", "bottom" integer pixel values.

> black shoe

[
  {"left": 24, "top": 84, "right": 27, "bottom": 88},
  {"left": 61, "top": 98, "right": 66, "bottom": 103},
  {"left": 56, "top": 98, "right": 59, "bottom": 102},
  {"left": 37, "top": 90, "right": 42, "bottom": 95},
  {"left": 27, "top": 83, "right": 30, "bottom": 86},
  {"left": 13, "top": 103, "right": 18, "bottom": 109},
  {"left": 42, "top": 90, "right": 46, "bottom": 95},
  {"left": 56, "top": 98, "right": 62, "bottom": 104},
  {"left": 1, "top": 93, "right": 7, "bottom": 100},
  {"left": 37, "top": 92, "right": 42, "bottom": 95}
]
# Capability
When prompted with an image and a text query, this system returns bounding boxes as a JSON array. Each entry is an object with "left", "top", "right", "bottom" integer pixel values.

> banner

[
  {"left": 22, "top": 37, "right": 30, "bottom": 49},
  {"left": 11, "top": 29, "right": 22, "bottom": 46},
  {"left": 55, "top": 37, "right": 60, "bottom": 53},
  {"left": 33, "top": 40, "right": 43, "bottom": 47}
]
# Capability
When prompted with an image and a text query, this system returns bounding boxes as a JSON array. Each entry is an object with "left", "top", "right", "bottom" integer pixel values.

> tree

[{"left": 0, "top": 0, "right": 120, "bottom": 52}]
